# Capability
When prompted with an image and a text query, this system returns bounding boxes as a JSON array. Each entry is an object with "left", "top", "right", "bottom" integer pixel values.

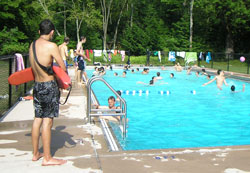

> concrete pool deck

[{"left": 1, "top": 66, "right": 250, "bottom": 173}]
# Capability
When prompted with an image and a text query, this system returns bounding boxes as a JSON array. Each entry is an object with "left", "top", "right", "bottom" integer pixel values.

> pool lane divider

[
  {"left": 121, "top": 90, "right": 150, "bottom": 95},
  {"left": 120, "top": 90, "right": 197, "bottom": 95},
  {"left": 158, "top": 91, "right": 171, "bottom": 95}
]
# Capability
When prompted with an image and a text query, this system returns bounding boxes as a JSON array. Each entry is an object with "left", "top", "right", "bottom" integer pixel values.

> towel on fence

[
  {"left": 168, "top": 51, "right": 176, "bottom": 62},
  {"left": 114, "top": 50, "right": 118, "bottom": 56},
  {"left": 103, "top": 50, "right": 107, "bottom": 62},
  {"left": 206, "top": 52, "right": 212, "bottom": 63},
  {"left": 85, "top": 49, "right": 90, "bottom": 60},
  {"left": 70, "top": 49, "right": 74, "bottom": 59},
  {"left": 94, "top": 50, "right": 102, "bottom": 57},
  {"left": 15, "top": 53, "right": 24, "bottom": 72},
  {"left": 158, "top": 51, "right": 161, "bottom": 62},
  {"left": 185, "top": 52, "right": 198, "bottom": 64},
  {"left": 108, "top": 52, "right": 112, "bottom": 61},
  {"left": 199, "top": 52, "right": 203, "bottom": 60},
  {"left": 120, "top": 50, "right": 126, "bottom": 61},
  {"left": 176, "top": 51, "right": 186, "bottom": 58},
  {"left": 90, "top": 50, "right": 93, "bottom": 54}
]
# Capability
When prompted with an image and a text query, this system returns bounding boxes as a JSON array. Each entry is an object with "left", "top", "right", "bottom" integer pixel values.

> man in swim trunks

[
  {"left": 29, "top": 19, "right": 67, "bottom": 166},
  {"left": 202, "top": 69, "right": 228, "bottom": 90},
  {"left": 58, "top": 37, "right": 69, "bottom": 73}
]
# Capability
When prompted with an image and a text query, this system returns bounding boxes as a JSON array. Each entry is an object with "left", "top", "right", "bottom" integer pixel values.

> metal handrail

[{"left": 87, "top": 76, "right": 127, "bottom": 138}]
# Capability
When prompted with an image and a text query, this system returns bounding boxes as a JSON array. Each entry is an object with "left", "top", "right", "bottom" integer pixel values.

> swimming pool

[{"left": 88, "top": 67, "right": 250, "bottom": 150}]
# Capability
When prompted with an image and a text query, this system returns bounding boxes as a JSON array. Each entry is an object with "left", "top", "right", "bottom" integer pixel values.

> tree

[
  {"left": 0, "top": 27, "right": 28, "bottom": 55},
  {"left": 100, "top": 0, "right": 113, "bottom": 50},
  {"left": 37, "top": 0, "right": 61, "bottom": 36},
  {"left": 189, "top": 0, "right": 194, "bottom": 50},
  {"left": 112, "top": 0, "right": 127, "bottom": 50},
  {"left": 69, "top": 0, "right": 102, "bottom": 43}
]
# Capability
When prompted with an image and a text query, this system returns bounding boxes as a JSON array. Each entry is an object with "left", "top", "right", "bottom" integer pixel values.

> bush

[{"left": 0, "top": 27, "right": 29, "bottom": 55}]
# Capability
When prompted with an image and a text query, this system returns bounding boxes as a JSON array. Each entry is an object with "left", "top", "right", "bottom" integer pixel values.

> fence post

[
  {"left": 127, "top": 51, "right": 131, "bottom": 65},
  {"left": 24, "top": 55, "right": 28, "bottom": 94},
  {"left": 211, "top": 52, "right": 213, "bottom": 69},
  {"left": 93, "top": 52, "right": 95, "bottom": 65},
  {"left": 227, "top": 53, "right": 230, "bottom": 71},
  {"left": 247, "top": 56, "right": 250, "bottom": 74},
  {"left": 146, "top": 49, "right": 150, "bottom": 66},
  {"left": 8, "top": 57, "right": 12, "bottom": 108}
]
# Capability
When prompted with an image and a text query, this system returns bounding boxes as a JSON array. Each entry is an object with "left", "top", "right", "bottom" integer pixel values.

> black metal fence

[
  {"left": 0, "top": 54, "right": 33, "bottom": 118},
  {"left": 90, "top": 50, "right": 250, "bottom": 74}
]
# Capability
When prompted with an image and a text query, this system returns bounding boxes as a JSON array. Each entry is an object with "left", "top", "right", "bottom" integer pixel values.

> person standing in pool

[
  {"left": 156, "top": 72, "right": 163, "bottom": 80},
  {"left": 29, "top": 19, "right": 67, "bottom": 166},
  {"left": 170, "top": 73, "right": 175, "bottom": 78},
  {"left": 202, "top": 69, "right": 228, "bottom": 90}
]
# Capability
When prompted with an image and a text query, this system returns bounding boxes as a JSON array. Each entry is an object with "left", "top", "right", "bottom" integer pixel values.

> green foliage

[
  {"left": 0, "top": 27, "right": 29, "bottom": 55},
  {"left": 0, "top": 0, "right": 250, "bottom": 56},
  {"left": 121, "top": 24, "right": 149, "bottom": 55}
]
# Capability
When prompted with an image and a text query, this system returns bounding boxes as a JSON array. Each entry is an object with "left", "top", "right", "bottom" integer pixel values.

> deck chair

[{"left": 185, "top": 52, "right": 198, "bottom": 66}]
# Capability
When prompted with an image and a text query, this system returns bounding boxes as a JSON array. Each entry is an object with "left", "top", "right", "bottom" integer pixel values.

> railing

[
  {"left": 86, "top": 76, "right": 127, "bottom": 138},
  {"left": 0, "top": 54, "right": 33, "bottom": 118}
]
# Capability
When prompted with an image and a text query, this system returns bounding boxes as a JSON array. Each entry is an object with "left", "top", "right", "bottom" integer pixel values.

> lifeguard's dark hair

[{"left": 39, "top": 19, "right": 55, "bottom": 35}]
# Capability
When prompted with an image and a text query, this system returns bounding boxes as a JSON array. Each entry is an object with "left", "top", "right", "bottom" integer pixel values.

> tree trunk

[
  {"left": 38, "top": 0, "right": 61, "bottom": 36},
  {"left": 100, "top": 0, "right": 113, "bottom": 51},
  {"left": 225, "top": 32, "right": 234, "bottom": 54},
  {"left": 225, "top": 25, "right": 234, "bottom": 59},
  {"left": 130, "top": 3, "right": 133, "bottom": 27},
  {"left": 64, "top": 3, "right": 67, "bottom": 37},
  {"left": 113, "top": 0, "right": 127, "bottom": 50},
  {"left": 76, "top": 18, "right": 79, "bottom": 42},
  {"left": 189, "top": 0, "right": 194, "bottom": 51}
]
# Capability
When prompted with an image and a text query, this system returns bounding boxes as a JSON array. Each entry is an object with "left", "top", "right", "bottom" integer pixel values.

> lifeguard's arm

[
  {"left": 202, "top": 77, "right": 216, "bottom": 86},
  {"left": 51, "top": 43, "right": 66, "bottom": 71}
]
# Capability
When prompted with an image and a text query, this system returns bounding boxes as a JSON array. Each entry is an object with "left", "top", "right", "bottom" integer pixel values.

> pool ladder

[{"left": 87, "top": 76, "right": 127, "bottom": 138}]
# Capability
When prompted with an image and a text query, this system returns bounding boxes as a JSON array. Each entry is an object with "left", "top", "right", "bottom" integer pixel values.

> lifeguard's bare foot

[
  {"left": 42, "top": 158, "right": 67, "bottom": 166},
  {"left": 32, "top": 152, "right": 44, "bottom": 161}
]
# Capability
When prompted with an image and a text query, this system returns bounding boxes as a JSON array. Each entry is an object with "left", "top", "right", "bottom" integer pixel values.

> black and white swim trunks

[{"left": 33, "top": 80, "right": 60, "bottom": 118}]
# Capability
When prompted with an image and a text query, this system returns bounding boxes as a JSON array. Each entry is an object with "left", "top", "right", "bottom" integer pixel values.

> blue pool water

[{"left": 88, "top": 68, "right": 250, "bottom": 150}]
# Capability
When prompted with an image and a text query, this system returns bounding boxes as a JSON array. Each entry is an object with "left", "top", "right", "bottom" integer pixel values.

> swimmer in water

[
  {"left": 137, "top": 80, "right": 155, "bottom": 86},
  {"left": 231, "top": 84, "right": 245, "bottom": 93},
  {"left": 202, "top": 69, "right": 228, "bottom": 90},
  {"left": 170, "top": 73, "right": 175, "bottom": 78}
]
